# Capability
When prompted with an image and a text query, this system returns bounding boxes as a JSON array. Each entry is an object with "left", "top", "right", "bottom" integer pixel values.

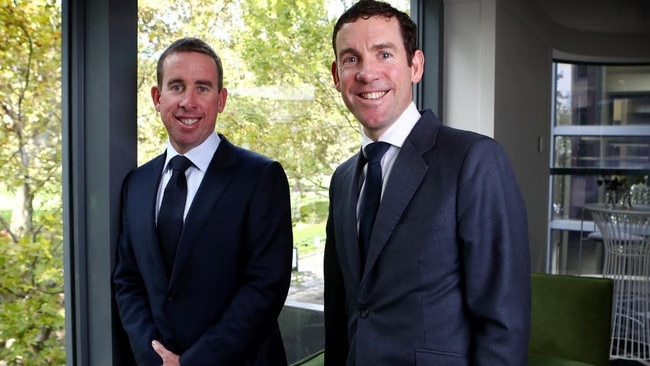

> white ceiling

[{"left": 531, "top": 0, "right": 650, "bottom": 34}]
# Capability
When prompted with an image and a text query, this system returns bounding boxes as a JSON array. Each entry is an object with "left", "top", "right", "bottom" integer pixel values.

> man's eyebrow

[
  {"left": 338, "top": 46, "right": 358, "bottom": 58},
  {"left": 194, "top": 79, "right": 214, "bottom": 87},
  {"left": 166, "top": 78, "right": 184, "bottom": 86},
  {"left": 338, "top": 42, "right": 397, "bottom": 57},
  {"left": 166, "top": 78, "right": 214, "bottom": 87},
  {"left": 372, "top": 42, "right": 397, "bottom": 51}
]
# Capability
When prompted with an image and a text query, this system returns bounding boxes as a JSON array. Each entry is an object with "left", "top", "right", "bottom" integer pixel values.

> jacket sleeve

[
  {"left": 113, "top": 173, "right": 162, "bottom": 365},
  {"left": 323, "top": 185, "right": 350, "bottom": 365},
  {"left": 456, "top": 138, "right": 531, "bottom": 365}
]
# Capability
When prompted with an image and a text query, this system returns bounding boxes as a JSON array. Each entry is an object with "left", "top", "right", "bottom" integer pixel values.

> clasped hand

[{"left": 152, "top": 340, "right": 180, "bottom": 366}]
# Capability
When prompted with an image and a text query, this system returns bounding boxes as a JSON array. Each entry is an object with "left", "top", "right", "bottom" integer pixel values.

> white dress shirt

[
  {"left": 156, "top": 132, "right": 221, "bottom": 222},
  {"left": 357, "top": 102, "right": 421, "bottom": 227},
  {"left": 360, "top": 102, "right": 421, "bottom": 197}
]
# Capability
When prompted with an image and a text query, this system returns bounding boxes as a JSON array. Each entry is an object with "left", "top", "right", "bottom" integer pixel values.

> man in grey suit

[
  {"left": 113, "top": 37, "right": 293, "bottom": 365},
  {"left": 324, "top": 1, "right": 531, "bottom": 365}
]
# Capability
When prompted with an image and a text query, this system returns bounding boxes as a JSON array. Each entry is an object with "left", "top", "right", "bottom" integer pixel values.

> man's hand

[{"left": 152, "top": 340, "right": 180, "bottom": 366}]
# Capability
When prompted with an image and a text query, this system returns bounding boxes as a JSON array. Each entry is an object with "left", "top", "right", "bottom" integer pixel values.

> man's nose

[
  {"left": 179, "top": 91, "right": 196, "bottom": 108},
  {"left": 356, "top": 60, "right": 380, "bottom": 83}
]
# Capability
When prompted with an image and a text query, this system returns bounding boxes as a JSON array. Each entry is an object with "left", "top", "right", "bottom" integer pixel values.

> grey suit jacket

[
  {"left": 114, "top": 135, "right": 293, "bottom": 365},
  {"left": 324, "top": 110, "right": 531, "bottom": 365}
]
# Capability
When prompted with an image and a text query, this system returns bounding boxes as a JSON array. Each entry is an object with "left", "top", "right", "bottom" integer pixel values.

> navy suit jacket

[
  {"left": 324, "top": 110, "right": 531, "bottom": 365},
  {"left": 113, "top": 135, "right": 293, "bottom": 365}
]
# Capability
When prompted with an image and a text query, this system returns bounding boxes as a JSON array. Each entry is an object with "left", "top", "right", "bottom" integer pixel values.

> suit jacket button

[
  {"left": 167, "top": 291, "right": 177, "bottom": 301},
  {"left": 359, "top": 308, "right": 369, "bottom": 318}
]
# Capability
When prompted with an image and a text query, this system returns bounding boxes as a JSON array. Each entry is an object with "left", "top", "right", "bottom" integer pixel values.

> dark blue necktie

[
  {"left": 358, "top": 142, "right": 390, "bottom": 269},
  {"left": 157, "top": 155, "right": 193, "bottom": 275}
]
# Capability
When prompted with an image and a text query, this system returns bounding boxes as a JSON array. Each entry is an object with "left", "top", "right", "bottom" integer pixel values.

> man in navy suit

[
  {"left": 113, "top": 37, "right": 293, "bottom": 366},
  {"left": 324, "top": 1, "right": 531, "bottom": 365}
]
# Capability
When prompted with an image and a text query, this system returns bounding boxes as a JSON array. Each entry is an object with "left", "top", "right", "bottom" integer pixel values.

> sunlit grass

[{"left": 293, "top": 221, "right": 326, "bottom": 255}]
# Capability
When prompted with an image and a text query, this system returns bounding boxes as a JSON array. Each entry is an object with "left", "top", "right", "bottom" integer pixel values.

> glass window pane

[
  {"left": 0, "top": 0, "right": 65, "bottom": 364},
  {"left": 549, "top": 62, "right": 650, "bottom": 276},
  {"left": 553, "top": 135, "right": 650, "bottom": 169},
  {"left": 550, "top": 173, "right": 647, "bottom": 221},
  {"left": 555, "top": 64, "right": 650, "bottom": 127},
  {"left": 550, "top": 229, "right": 604, "bottom": 276},
  {"left": 551, "top": 174, "right": 599, "bottom": 221}
]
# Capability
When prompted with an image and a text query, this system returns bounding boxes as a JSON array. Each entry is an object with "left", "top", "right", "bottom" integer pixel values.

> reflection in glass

[
  {"left": 553, "top": 135, "right": 650, "bottom": 169},
  {"left": 555, "top": 64, "right": 650, "bottom": 127}
]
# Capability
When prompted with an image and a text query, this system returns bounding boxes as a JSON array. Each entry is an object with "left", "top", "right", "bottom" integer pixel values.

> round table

[{"left": 584, "top": 204, "right": 650, "bottom": 361}]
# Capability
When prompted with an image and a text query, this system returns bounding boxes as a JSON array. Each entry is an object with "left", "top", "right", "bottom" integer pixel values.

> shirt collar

[
  {"left": 361, "top": 102, "right": 421, "bottom": 149},
  {"left": 163, "top": 132, "right": 221, "bottom": 172}
]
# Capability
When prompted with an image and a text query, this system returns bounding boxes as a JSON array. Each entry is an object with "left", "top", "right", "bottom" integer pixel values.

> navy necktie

[
  {"left": 358, "top": 142, "right": 390, "bottom": 269},
  {"left": 157, "top": 155, "right": 193, "bottom": 275}
]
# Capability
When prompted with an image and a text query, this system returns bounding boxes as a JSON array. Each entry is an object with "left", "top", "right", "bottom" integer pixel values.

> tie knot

[
  {"left": 364, "top": 142, "right": 390, "bottom": 163},
  {"left": 169, "top": 155, "right": 193, "bottom": 172}
]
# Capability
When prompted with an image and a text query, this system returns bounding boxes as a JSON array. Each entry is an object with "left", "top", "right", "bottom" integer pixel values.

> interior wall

[
  {"left": 443, "top": 0, "right": 552, "bottom": 271},
  {"left": 493, "top": 2, "right": 552, "bottom": 272},
  {"left": 443, "top": 0, "right": 495, "bottom": 137}
]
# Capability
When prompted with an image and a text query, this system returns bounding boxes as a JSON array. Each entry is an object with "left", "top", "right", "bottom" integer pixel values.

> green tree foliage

[
  {"left": 0, "top": 0, "right": 61, "bottom": 237},
  {"left": 137, "top": 0, "right": 361, "bottom": 214},
  {"left": 0, "top": 0, "right": 64, "bottom": 364},
  {"left": 227, "top": 0, "right": 359, "bottom": 194}
]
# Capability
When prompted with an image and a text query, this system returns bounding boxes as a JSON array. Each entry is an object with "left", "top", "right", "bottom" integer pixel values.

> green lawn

[{"left": 293, "top": 221, "right": 326, "bottom": 255}]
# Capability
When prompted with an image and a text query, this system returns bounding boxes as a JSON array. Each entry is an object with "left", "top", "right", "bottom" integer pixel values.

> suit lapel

[
  {"left": 362, "top": 110, "right": 440, "bottom": 280},
  {"left": 169, "top": 137, "right": 238, "bottom": 284}
]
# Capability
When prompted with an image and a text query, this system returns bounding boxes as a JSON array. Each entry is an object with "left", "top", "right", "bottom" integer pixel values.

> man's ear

[
  {"left": 151, "top": 86, "right": 161, "bottom": 111},
  {"left": 216, "top": 88, "right": 228, "bottom": 112},
  {"left": 331, "top": 61, "right": 341, "bottom": 92},
  {"left": 410, "top": 50, "right": 425, "bottom": 84}
]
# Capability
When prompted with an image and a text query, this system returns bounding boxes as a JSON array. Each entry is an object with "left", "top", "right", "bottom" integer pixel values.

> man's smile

[
  {"left": 359, "top": 91, "right": 388, "bottom": 100},
  {"left": 177, "top": 117, "right": 200, "bottom": 125}
]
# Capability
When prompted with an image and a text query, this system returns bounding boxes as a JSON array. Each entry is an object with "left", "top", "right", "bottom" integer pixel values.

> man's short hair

[
  {"left": 156, "top": 37, "right": 224, "bottom": 90},
  {"left": 332, "top": 0, "right": 418, "bottom": 66}
]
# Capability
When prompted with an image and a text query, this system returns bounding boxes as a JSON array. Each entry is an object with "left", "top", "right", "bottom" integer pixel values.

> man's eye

[
  {"left": 380, "top": 52, "right": 391, "bottom": 59},
  {"left": 343, "top": 56, "right": 357, "bottom": 64},
  {"left": 197, "top": 86, "right": 207, "bottom": 92},
  {"left": 171, "top": 85, "right": 183, "bottom": 92}
]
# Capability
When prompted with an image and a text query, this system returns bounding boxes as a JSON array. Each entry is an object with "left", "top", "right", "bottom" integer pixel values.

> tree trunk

[{"left": 10, "top": 182, "right": 33, "bottom": 240}]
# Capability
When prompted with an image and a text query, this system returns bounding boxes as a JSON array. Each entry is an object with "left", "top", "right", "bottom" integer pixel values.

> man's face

[
  {"left": 151, "top": 51, "right": 227, "bottom": 154},
  {"left": 332, "top": 16, "right": 424, "bottom": 141}
]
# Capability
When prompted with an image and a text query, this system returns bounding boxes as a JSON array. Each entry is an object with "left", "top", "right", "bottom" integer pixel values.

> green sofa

[{"left": 528, "top": 272, "right": 613, "bottom": 366}]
